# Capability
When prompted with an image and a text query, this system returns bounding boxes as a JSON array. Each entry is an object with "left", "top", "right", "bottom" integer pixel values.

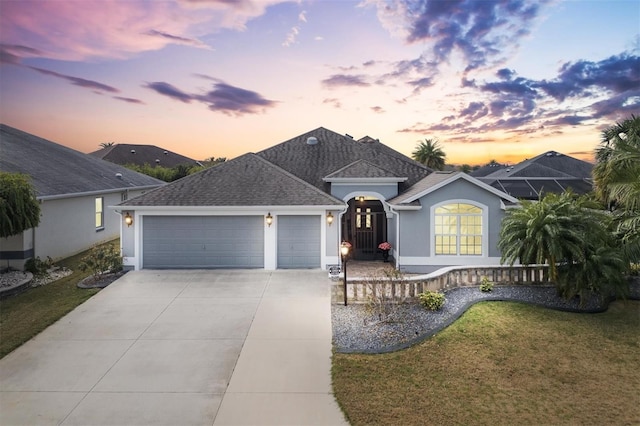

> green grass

[
  {"left": 0, "top": 240, "right": 119, "bottom": 358},
  {"left": 333, "top": 301, "right": 640, "bottom": 426}
]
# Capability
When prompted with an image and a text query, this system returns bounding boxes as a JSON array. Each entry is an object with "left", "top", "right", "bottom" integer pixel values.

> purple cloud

[
  {"left": 113, "top": 96, "right": 145, "bottom": 105},
  {"left": 0, "top": 44, "right": 44, "bottom": 64},
  {"left": 145, "top": 81, "right": 193, "bottom": 103},
  {"left": 370, "top": 0, "right": 548, "bottom": 72},
  {"left": 198, "top": 82, "right": 276, "bottom": 114},
  {"left": 29, "top": 66, "right": 119, "bottom": 93},
  {"left": 145, "top": 79, "right": 276, "bottom": 115},
  {"left": 322, "top": 74, "right": 370, "bottom": 88},
  {"left": 145, "top": 30, "right": 209, "bottom": 48}
]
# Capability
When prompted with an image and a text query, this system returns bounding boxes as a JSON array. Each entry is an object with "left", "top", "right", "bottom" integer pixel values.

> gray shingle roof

[
  {"left": 256, "top": 127, "right": 430, "bottom": 192},
  {"left": 0, "top": 124, "right": 164, "bottom": 198},
  {"left": 121, "top": 153, "right": 343, "bottom": 207},
  {"left": 388, "top": 172, "right": 460, "bottom": 204},
  {"left": 324, "top": 159, "right": 403, "bottom": 179},
  {"left": 90, "top": 143, "right": 198, "bottom": 168},
  {"left": 477, "top": 151, "right": 594, "bottom": 199}
]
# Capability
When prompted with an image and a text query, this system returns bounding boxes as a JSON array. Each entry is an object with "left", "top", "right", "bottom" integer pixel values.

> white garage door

[
  {"left": 143, "top": 216, "right": 264, "bottom": 269},
  {"left": 277, "top": 215, "right": 321, "bottom": 269}
]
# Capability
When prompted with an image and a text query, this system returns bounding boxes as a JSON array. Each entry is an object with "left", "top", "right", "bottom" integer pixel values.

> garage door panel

[
  {"left": 143, "top": 216, "right": 264, "bottom": 269},
  {"left": 277, "top": 216, "right": 320, "bottom": 269}
]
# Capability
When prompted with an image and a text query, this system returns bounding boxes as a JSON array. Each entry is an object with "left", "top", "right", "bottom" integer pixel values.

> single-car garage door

[
  {"left": 277, "top": 215, "right": 320, "bottom": 269},
  {"left": 143, "top": 216, "right": 264, "bottom": 268}
]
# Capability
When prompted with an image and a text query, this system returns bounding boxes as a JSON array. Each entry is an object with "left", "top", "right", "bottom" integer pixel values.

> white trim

[
  {"left": 398, "top": 255, "right": 503, "bottom": 266},
  {"left": 109, "top": 205, "right": 340, "bottom": 212},
  {"left": 403, "top": 173, "right": 518, "bottom": 204},
  {"left": 40, "top": 185, "right": 160, "bottom": 201},
  {"left": 324, "top": 177, "right": 407, "bottom": 184},
  {"left": 264, "top": 216, "right": 277, "bottom": 270},
  {"left": 430, "top": 199, "right": 489, "bottom": 258}
]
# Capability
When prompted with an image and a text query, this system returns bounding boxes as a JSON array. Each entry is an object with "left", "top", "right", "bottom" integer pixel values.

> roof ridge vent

[
  {"left": 131, "top": 149, "right": 136, "bottom": 154},
  {"left": 306, "top": 136, "right": 318, "bottom": 145}
]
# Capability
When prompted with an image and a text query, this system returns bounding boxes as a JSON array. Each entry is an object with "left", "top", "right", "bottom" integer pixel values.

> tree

[
  {"left": 0, "top": 172, "right": 41, "bottom": 238},
  {"left": 458, "top": 164, "right": 472, "bottom": 173},
  {"left": 99, "top": 142, "right": 115, "bottom": 148},
  {"left": 498, "top": 191, "right": 627, "bottom": 304},
  {"left": 412, "top": 139, "right": 446, "bottom": 170},
  {"left": 593, "top": 114, "right": 640, "bottom": 261}
]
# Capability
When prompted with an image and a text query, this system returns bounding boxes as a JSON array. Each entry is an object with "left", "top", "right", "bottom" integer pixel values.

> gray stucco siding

[
  {"left": 397, "top": 179, "right": 506, "bottom": 258},
  {"left": 329, "top": 183, "right": 398, "bottom": 200}
]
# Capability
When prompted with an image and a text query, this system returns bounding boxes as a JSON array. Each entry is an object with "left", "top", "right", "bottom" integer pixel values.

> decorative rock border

[
  {"left": 77, "top": 271, "right": 127, "bottom": 289},
  {"left": 0, "top": 272, "right": 33, "bottom": 300}
]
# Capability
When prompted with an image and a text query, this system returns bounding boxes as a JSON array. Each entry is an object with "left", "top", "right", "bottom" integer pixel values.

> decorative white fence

[{"left": 332, "top": 265, "right": 551, "bottom": 304}]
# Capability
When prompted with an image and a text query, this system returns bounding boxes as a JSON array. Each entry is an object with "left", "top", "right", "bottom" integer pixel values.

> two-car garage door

[
  {"left": 143, "top": 216, "right": 264, "bottom": 269},
  {"left": 142, "top": 215, "right": 320, "bottom": 269}
]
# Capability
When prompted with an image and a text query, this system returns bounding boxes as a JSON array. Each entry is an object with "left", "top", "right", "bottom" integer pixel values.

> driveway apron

[{"left": 0, "top": 270, "right": 347, "bottom": 426}]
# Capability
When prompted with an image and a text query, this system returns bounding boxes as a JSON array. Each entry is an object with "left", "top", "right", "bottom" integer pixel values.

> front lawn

[
  {"left": 333, "top": 301, "right": 640, "bottom": 425},
  {"left": 0, "top": 240, "right": 119, "bottom": 358}
]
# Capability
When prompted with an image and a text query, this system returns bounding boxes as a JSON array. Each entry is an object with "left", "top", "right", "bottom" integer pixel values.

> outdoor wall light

[
  {"left": 124, "top": 212, "right": 133, "bottom": 227},
  {"left": 266, "top": 212, "right": 273, "bottom": 227},
  {"left": 326, "top": 211, "right": 334, "bottom": 225},
  {"left": 358, "top": 195, "right": 365, "bottom": 202}
]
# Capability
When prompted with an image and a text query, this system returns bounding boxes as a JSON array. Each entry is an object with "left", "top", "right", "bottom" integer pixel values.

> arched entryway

[{"left": 341, "top": 196, "right": 387, "bottom": 260}]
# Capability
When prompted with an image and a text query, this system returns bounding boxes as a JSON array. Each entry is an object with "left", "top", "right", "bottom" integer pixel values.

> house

[
  {"left": 90, "top": 143, "right": 199, "bottom": 168},
  {"left": 0, "top": 124, "right": 164, "bottom": 269},
  {"left": 473, "top": 151, "right": 593, "bottom": 200},
  {"left": 118, "top": 127, "right": 518, "bottom": 274}
]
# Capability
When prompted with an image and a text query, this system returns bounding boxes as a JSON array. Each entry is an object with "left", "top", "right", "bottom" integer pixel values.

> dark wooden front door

[{"left": 343, "top": 200, "right": 386, "bottom": 260}]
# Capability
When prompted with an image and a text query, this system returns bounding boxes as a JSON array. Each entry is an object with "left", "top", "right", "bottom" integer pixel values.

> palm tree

[
  {"left": 99, "top": 142, "right": 115, "bottom": 149},
  {"left": 412, "top": 138, "right": 446, "bottom": 170},
  {"left": 458, "top": 164, "right": 472, "bottom": 173},
  {"left": 593, "top": 114, "right": 640, "bottom": 261},
  {"left": 499, "top": 191, "right": 627, "bottom": 304}
]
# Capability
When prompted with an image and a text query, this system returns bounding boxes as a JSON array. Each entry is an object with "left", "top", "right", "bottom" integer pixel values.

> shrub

[
  {"left": 630, "top": 263, "right": 640, "bottom": 276},
  {"left": 418, "top": 290, "right": 445, "bottom": 311},
  {"left": 479, "top": 277, "right": 494, "bottom": 292},
  {"left": 365, "top": 269, "right": 408, "bottom": 323},
  {"left": 79, "top": 245, "right": 123, "bottom": 281},
  {"left": 24, "top": 256, "right": 54, "bottom": 276}
]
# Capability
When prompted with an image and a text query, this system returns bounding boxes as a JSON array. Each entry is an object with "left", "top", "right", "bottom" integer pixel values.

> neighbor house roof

[
  {"left": 0, "top": 124, "right": 164, "bottom": 199},
  {"left": 90, "top": 143, "right": 198, "bottom": 168},
  {"left": 256, "top": 127, "right": 431, "bottom": 192},
  {"left": 120, "top": 153, "right": 344, "bottom": 207},
  {"left": 476, "top": 151, "right": 593, "bottom": 199}
]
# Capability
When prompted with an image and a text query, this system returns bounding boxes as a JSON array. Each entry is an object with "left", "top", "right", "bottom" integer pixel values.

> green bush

[
  {"left": 24, "top": 256, "right": 53, "bottom": 276},
  {"left": 418, "top": 291, "right": 445, "bottom": 311},
  {"left": 479, "top": 277, "right": 494, "bottom": 292},
  {"left": 79, "top": 245, "right": 122, "bottom": 281},
  {"left": 630, "top": 263, "right": 639, "bottom": 276}
]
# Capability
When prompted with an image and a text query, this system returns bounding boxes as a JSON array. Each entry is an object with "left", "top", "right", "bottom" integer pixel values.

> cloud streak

[
  {"left": 145, "top": 79, "right": 277, "bottom": 115},
  {"left": 29, "top": 66, "right": 120, "bottom": 93}
]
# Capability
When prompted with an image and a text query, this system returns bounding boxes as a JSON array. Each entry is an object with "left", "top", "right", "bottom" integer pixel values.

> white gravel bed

[
  {"left": 0, "top": 268, "right": 73, "bottom": 288},
  {"left": 332, "top": 282, "right": 640, "bottom": 354}
]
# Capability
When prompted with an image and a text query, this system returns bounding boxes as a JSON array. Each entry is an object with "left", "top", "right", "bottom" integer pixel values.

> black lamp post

[{"left": 340, "top": 241, "right": 351, "bottom": 306}]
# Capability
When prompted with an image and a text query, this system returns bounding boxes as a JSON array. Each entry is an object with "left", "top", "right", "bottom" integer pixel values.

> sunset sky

[{"left": 1, "top": 0, "right": 638, "bottom": 166}]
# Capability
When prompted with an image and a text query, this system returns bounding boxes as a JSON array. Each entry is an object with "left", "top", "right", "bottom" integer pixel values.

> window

[
  {"left": 356, "top": 207, "right": 372, "bottom": 229},
  {"left": 434, "top": 203, "right": 482, "bottom": 255},
  {"left": 95, "top": 197, "right": 104, "bottom": 229}
]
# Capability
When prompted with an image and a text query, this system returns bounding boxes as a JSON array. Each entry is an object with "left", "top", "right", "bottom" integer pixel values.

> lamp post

[{"left": 340, "top": 241, "right": 351, "bottom": 306}]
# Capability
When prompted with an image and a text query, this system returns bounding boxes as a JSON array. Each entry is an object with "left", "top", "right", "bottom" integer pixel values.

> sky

[{"left": 1, "top": 0, "right": 639, "bottom": 166}]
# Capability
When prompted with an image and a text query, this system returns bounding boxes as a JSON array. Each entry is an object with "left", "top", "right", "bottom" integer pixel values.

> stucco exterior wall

[
  {"left": 396, "top": 179, "right": 508, "bottom": 273},
  {"left": 0, "top": 231, "right": 34, "bottom": 270},
  {"left": 330, "top": 183, "right": 398, "bottom": 200}
]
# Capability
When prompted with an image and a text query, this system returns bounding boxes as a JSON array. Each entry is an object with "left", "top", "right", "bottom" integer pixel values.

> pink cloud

[{"left": 0, "top": 0, "right": 284, "bottom": 61}]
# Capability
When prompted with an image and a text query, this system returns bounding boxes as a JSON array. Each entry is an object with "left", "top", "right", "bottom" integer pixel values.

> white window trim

[
  {"left": 95, "top": 197, "right": 104, "bottom": 231},
  {"left": 430, "top": 199, "right": 488, "bottom": 258}
]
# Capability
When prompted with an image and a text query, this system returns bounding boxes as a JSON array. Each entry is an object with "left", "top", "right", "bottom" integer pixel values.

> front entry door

[{"left": 351, "top": 203, "right": 386, "bottom": 260}]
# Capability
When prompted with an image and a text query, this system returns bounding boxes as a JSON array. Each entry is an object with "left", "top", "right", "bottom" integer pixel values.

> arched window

[{"left": 434, "top": 203, "right": 482, "bottom": 255}]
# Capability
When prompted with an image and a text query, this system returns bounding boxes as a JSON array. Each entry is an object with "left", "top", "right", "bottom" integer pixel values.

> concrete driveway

[{"left": 0, "top": 270, "right": 347, "bottom": 426}]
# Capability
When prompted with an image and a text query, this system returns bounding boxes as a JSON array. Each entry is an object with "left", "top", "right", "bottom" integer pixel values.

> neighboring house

[
  {"left": 0, "top": 124, "right": 164, "bottom": 270},
  {"left": 474, "top": 151, "right": 593, "bottom": 200},
  {"left": 90, "top": 143, "right": 198, "bottom": 168},
  {"left": 119, "top": 127, "right": 518, "bottom": 274}
]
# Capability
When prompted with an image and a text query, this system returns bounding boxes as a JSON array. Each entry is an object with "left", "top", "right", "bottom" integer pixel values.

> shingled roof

[
  {"left": 256, "top": 127, "right": 430, "bottom": 192},
  {"left": 324, "top": 159, "right": 405, "bottom": 180},
  {"left": 0, "top": 124, "right": 164, "bottom": 198},
  {"left": 476, "top": 150, "right": 594, "bottom": 199},
  {"left": 121, "top": 153, "right": 343, "bottom": 207},
  {"left": 91, "top": 143, "right": 198, "bottom": 168}
]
